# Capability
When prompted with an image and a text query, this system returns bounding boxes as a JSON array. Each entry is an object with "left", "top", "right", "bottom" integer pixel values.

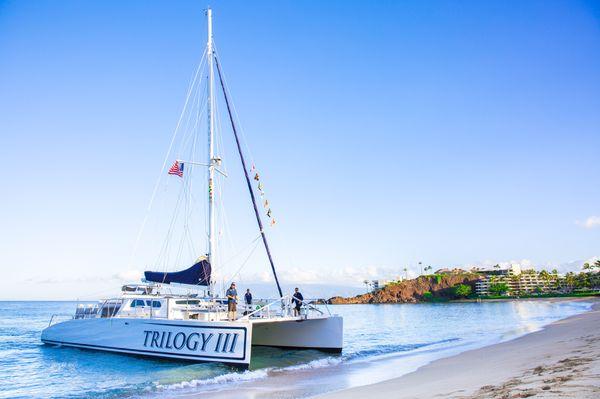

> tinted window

[
  {"left": 152, "top": 301, "right": 162, "bottom": 308},
  {"left": 131, "top": 299, "right": 146, "bottom": 307},
  {"left": 175, "top": 300, "right": 200, "bottom": 305}
]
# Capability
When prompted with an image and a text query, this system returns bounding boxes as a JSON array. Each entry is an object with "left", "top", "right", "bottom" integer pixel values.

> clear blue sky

[{"left": 1, "top": 0, "right": 599, "bottom": 299}]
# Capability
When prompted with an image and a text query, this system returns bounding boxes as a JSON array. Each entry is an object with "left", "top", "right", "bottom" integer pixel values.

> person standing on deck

[
  {"left": 292, "top": 287, "right": 304, "bottom": 316},
  {"left": 226, "top": 283, "right": 238, "bottom": 320},
  {"left": 244, "top": 289, "right": 253, "bottom": 314}
]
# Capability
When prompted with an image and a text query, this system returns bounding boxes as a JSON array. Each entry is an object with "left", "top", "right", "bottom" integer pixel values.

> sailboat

[{"left": 41, "top": 8, "right": 343, "bottom": 367}]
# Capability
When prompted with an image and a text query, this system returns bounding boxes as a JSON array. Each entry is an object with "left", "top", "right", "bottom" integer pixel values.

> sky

[{"left": 1, "top": 0, "right": 599, "bottom": 300}]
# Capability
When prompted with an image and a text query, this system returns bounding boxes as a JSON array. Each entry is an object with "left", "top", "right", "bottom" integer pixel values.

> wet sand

[{"left": 318, "top": 300, "right": 600, "bottom": 399}]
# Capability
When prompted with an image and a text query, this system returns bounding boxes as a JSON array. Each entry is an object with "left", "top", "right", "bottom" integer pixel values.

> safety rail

[
  {"left": 298, "top": 298, "right": 328, "bottom": 316},
  {"left": 238, "top": 296, "right": 290, "bottom": 320},
  {"left": 48, "top": 314, "right": 73, "bottom": 327},
  {"left": 238, "top": 296, "right": 329, "bottom": 320}
]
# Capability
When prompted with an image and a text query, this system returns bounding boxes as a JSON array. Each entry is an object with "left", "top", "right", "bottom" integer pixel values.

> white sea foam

[
  {"left": 155, "top": 357, "right": 344, "bottom": 391},
  {"left": 155, "top": 368, "right": 270, "bottom": 390},
  {"left": 279, "top": 356, "right": 342, "bottom": 371}
]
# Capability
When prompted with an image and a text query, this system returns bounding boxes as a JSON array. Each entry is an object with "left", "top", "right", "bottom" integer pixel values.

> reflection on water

[{"left": 0, "top": 300, "right": 591, "bottom": 399}]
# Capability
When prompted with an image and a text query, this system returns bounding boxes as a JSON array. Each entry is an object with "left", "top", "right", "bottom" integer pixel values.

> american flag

[{"left": 168, "top": 160, "right": 184, "bottom": 177}]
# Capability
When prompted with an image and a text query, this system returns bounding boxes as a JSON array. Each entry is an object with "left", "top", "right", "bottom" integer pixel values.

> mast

[
  {"left": 206, "top": 8, "right": 216, "bottom": 294},
  {"left": 214, "top": 56, "right": 284, "bottom": 299}
]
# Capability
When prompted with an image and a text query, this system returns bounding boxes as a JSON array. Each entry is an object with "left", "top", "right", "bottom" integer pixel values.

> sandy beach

[{"left": 319, "top": 299, "right": 600, "bottom": 399}]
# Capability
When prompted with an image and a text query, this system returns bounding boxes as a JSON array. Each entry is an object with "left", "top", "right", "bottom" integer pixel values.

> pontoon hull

[
  {"left": 41, "top": 318, "right": 252, "bottom": 365},
  {"left": 251, "top": 316, "right": 343, "bottom": 352}
]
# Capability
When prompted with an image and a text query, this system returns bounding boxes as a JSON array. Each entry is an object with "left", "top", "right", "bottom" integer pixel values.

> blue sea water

[{"left": 0, "top": 300, "right": 592, "bottom": 399}]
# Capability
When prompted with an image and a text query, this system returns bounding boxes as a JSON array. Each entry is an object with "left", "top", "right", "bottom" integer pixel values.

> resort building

[
  {"left": 473, "top": 265, "right": 560, "bottom": 296},
  {"left": 371, "top": 279, "right": 391, "bottom": 291}
]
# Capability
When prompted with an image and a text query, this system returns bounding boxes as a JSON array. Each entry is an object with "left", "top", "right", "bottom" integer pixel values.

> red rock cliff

[{"left": 328, "top": 273, "right": 481, "bottom": 304}]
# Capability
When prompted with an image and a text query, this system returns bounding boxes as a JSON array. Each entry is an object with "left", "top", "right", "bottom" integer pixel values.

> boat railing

[
  {"left": 73, "top": 303, "right": 100, "bottom": 320},
  {"left": 297, "top": 298, "right": 329, "bottom": 316},
  {"left": 48, "top": 314, "right": 74, "bottom": 327},
  {"left": 238, "top": 296, "right": 290, "bottom": 320},
  {"left": 238, "top": 296, "right": 329, "bottom": 320}
]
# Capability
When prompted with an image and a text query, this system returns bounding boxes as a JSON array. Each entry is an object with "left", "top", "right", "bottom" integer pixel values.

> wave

[
  {"left": 274, "top": 356, "right": 343, "bottom": 372},
  {"left": 155, "top": 368, "right": 270, "bottom": 390},
  {"left": 343, "top": 337, "right": 461, "bottom": 362},
  {"left": 153, "top": 338, "right": 461, "bottom": 392}
]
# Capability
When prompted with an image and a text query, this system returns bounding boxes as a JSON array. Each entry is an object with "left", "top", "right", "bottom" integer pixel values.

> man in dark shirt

[
  {"left": 292, "top": 287, "right": 304, "bottom": 316},
  {"left": 226, "top": 282, "right": 238, "bottom": 320},
  {"left": 244, "top": 289, "right": 253, "bottom": 314}
]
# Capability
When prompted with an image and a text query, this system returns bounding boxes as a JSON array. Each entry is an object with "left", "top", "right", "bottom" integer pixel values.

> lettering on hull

[
  {"left": 41, "top": 320, "right": 250, "bottom": 363},
  {"left": 140, "top": 324, "right": 247, "bottom": 360}
]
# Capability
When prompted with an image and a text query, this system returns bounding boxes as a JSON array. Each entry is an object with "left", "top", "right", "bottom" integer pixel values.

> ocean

[{"left": 0, "top": 300, "right": 592, "bottom": 399}]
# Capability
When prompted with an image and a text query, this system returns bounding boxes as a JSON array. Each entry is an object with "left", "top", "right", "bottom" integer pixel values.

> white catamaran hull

[
  {"left": 42, "top": 315, "right": 343, "bottom": 365},
  {"left": 251, "top": 315, "right": 343, "bottom": 352},
  {"left": 41, "top": 318, "right": 252, "bottom": 365}
]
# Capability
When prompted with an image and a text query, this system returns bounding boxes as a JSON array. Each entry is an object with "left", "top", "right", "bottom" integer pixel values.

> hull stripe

[{"left": 41, "top": 338, "right": 249, "bottom": 362}]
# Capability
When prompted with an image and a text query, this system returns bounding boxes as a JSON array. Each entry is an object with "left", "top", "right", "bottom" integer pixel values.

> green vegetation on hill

[{"left": 328, "top": 261, "right": 600, "bottom": 304}]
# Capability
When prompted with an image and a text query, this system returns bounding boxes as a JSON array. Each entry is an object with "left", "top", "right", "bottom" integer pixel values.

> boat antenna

[
  {"left": 206, "top": 7, "right": 217, "bottom": 296},
  {"left": 213, "top": 55, "right": 284, "bottom": 299}
]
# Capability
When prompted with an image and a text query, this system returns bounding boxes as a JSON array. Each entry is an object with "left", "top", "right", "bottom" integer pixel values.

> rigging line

[
  {"left": 127, "top": 49, "right": 207, "bottom": 269},
  {"left": 223, "top": 237, "right": 261, "bottom": 284},
  {"left": 158, "top": 77, "right": 209, "bottom": 270},
  {"left": 177, "top": 73, "right": 207, "bottom": 162},
  {"left": 214, "top": 54, "right": 284, "bottom": 298},
  {"left": 183, "top": 83, "right": 204, "bottom": 236},
  {"left": 174, "top": 178, "right": 191, "bottom": 267},
  {"left": 154, "top": 173, "right": 190, "bottom": 270},
  {"left": 219, "top": 234, "right": 262, "bottom": 269},
  {"left": 213, "top": 44, "right": 257, "bottom": 171},
  {"left": 216, "top": 175, "right": 235, "bottom": 265},
  {"left": 212, "top": 96, "right": 235, "bottom": 261},
  {"left": 182, "top": 91, "right": 203, "bottom": 264}
]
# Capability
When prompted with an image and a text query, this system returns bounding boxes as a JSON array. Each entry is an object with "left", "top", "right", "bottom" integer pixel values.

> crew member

[
  {"left": 226, "top": 282, "right": 238, "bottom": 320},
  {"left": 244, "top": 288, "right": 253, "bottom": 314},
  {"left": 292, "top": 287, "right": 304, "bottom": 316}
]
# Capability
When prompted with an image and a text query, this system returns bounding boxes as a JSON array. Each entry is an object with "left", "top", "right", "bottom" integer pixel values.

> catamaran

[{"left": 41, "top": 8, "right": 343, "bottom": 367}]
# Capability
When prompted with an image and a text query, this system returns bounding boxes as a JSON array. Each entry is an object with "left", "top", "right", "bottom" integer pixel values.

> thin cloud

[
  {"left": 112, "top": 270, "right": 143, "bottom": 281},
  {"left": 576, "top": 216, "right": 600, "bottom": 229}
]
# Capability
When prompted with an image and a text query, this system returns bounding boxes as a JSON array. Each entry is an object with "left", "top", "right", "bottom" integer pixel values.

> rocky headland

[{"left": 327, "top": 273, "right": 480, "bottom": 304}]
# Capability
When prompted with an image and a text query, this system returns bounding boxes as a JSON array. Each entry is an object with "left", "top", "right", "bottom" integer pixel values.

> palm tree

[
  {"left": 594, "top": 260, "right": 600, "bottom": 270},
  {"left": 565, "top": 272, "right": 576, "bottom": 293},
  {"left": 539, "top": 270, "right": 551, "bottom": 292},
  {"left": 583, "top": 262, "right": 591, "bottom": 271}
]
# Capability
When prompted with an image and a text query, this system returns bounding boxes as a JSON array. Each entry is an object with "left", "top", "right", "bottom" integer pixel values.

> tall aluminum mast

[{"left": 206, "top": 8, "right": 216, "bottom": 293}]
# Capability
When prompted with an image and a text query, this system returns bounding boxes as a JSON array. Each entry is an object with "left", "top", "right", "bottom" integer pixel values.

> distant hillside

[{"left": 327, "top": 273, "right": 480, "bottom": 304}]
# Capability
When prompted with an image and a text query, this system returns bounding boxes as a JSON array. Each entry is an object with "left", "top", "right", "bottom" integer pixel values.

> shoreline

[
  {"left": 318, "top": 298, "right": 600, "bottom": 399},
  {"left": 325, "top": 293, "right": 600, "bottom": 305},
  {"left": 167, "top": 298, "right": 595, "bottom": 399}
]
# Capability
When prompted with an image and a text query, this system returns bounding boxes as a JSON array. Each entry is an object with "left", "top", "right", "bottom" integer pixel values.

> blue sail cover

[{"left": 144, "top": 259, "right": 211, "bottom": 286}]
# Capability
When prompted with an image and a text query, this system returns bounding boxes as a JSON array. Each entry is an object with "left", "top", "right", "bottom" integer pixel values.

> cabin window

[
  {"left": 130, "top": 299, "right": 160, "bottom": 308},
  {"left": 131, "top": 299, "right": 146, "bottom": 308},
  {"left": 175, "top": 300, "right": 200, "bottom": 305},
  {"left": 100, "top": 303, "right": 121, "bottom": 318}
]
